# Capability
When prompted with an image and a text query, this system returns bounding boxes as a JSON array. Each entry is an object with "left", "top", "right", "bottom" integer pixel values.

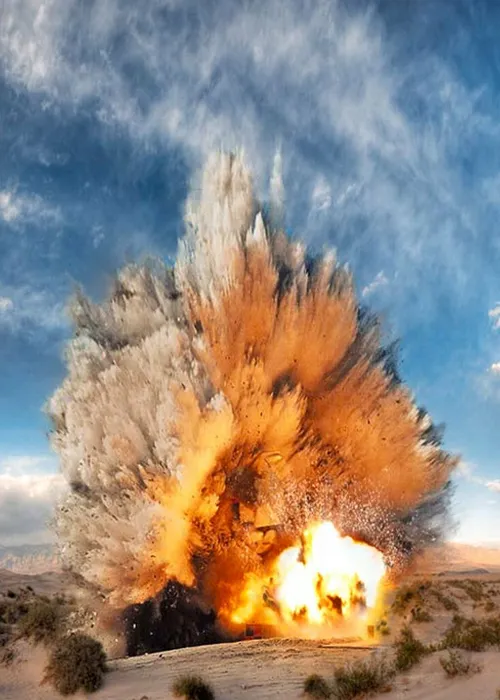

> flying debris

[{"left": 47, "top": 152, "right": 457, "bottom": 653}]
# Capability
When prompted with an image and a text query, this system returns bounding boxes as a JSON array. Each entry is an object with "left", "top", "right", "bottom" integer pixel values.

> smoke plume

[{"left": 47, "top": 152, "right": 457, "bottom": 650}]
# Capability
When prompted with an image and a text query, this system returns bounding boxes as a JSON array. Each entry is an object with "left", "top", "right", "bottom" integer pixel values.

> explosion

[
  {"left": 227, "top": 521, "right": 386, "bottom": 637},
  {"left": 47, "top": 151, "right": 457, "bottom": 652}
]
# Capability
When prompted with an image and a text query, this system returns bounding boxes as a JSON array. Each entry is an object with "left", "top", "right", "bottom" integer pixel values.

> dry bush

[
  {"left": 333, "top": 656, "right": 394, "bottom": 699},
  {"left": 439, "top": 650, "right": 481, "bottom": 677},
  {"left": 18, "top": 598, "right": 62, "bottom": 644},
  {"left": 304, "top": 673, "right": 331, "bottom": 698},
  {"left": 450, "top": 580, "right": 484, "bottom": 602},
  {"left": 0, "top": 646, "right": 16, "bottom": 666},
  {"left": 485, "top": 600, "right": 496, "bottom": 613},
  {"left": 441, "top": 614, "right": 500, "bottom": 652},
  {"left": 375, "top": 618, "right": 391, "bottom": 636},
  {"left": 430, "top": 588, "right": 459, "bottom": 612},
  {"left": 391, "top": 581, "right": 430, "bottom": 617},
  {"left": 43, "top": 633, "right": 107, "bottom": 696},
  {"left": 411, "top": 606, "right": 433, "bottom": 623},
  {"left": 394, "top": 626, "right": 428, "bottom": 671},
  {"left": 172, "top": 675, "right": 215, "bottom": 700}
]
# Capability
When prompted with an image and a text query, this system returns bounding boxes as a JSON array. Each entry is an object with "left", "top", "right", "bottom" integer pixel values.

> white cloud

[
  {"left": 457, "top": 461, "right": 500, "bottom": 494},
  {"left": 0, "top": 187, "right": 61, "bottom": 228},
  {"left": 362, "top": 271, "right": 389, "bottom": 298},
  {"left": 0, "top": 0, "right": 494, "bottom": 317},
  {"left": 311, "top": 177, "right": 332, "bottom": 212},
  {"left": 489, "top": 303, "right": 500, "bottom": 330},
  {"left": 0, "top": 296, "right": 14, "bottom": 312},
  {"left": 0, "top": 285, "right": 67, "bottom": 334},
  {"left": 0, "top": 470, "right": 66, "bottom": 546},
  {"left": 0, "top": 454, "right": 56, "bottom": 475},
  {"left": 490, "top": 362, "right": 500, "bottom": 375}
]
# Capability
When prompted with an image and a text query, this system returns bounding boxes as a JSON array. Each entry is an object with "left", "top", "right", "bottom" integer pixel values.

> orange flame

[{"left": 228, "top": 521, "right": 386, "bottom": 637}]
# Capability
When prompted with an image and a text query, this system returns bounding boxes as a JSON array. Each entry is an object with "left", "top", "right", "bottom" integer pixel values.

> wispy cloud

[
  {"left": 0, "top": 285, "right": 67, "bottom": 335},
  {"left": 0, "top": 454, "right": 56, "bottom": 475},
  {"left": 457, "top": 461, "right": 500, "bottom": 494},
  {"left": 0, "top": 0, "right": 497, "bottom": 318},
  {"left": 0, "top": 187, "right": 61, "bottom": 228},
  {"left": 489, "top": 303, "right": 500, "bottom": 330},
  {"left": 362, "top": 270, "right": 389, "bottom": 298}
]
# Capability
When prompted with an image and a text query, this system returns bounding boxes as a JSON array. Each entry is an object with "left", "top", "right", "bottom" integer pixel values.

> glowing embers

[
  {"left": 230, "top": 521, "right": 386, "bottom": 636},
  {"left": 274, "top": 522, "right": 385, "bottom": 625}
]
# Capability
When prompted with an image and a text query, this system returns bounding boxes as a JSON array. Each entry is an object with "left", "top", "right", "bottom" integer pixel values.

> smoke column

[{"left": 48, "top": 152, "right": 457, "bottom": 651}]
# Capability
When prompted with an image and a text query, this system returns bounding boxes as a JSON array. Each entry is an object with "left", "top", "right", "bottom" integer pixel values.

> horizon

[{"left": 2, "top": 0, "right": 500, "bottom": 549}]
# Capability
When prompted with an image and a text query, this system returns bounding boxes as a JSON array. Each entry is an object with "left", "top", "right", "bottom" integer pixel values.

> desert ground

[{"left": 1, "top": 545, "right": 500, "bottom": 699}]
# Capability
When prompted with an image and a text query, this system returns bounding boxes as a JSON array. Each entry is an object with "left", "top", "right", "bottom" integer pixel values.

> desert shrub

[
  {"left": 375, "top": 618, "right": 391, "bottom": 636},
  {"left": 431, "top": 589, "right": 459, "bottom": 612},
  {"left": 391, "top": 581, "right": 430, "bottom": 616},
  {"left": 172, "top": 675, "right": 215, "bottom": 700},
  {"left": 333, "top": 656, "right": 394, "bottom": 699},
  {"left": 0, "top": 647, "right": 16, "bottom": 666},
  {"left": 450, "top": 580, "right": 484, "bottom": 602},
  {"left": 485, "top": 600, "right": 496, "bottom": 613},
  {"left": 43, "top": 633, "right": 107, "bottom": 696},
  {"left": 441, "top": 614, "right": 500, "bottom": 652},
  {"left": 6, "top": 590, "right": 16, "bottom": 599},
  {"left": 18, "top": 599, "right": 62, "bottom": 644},
  {"left": 304, "top": 673, "right": 331, "bottom": 698},
  {"left": 411, "top": 606, "right": 433, "bottom": 623},
  {"left": 439, "top": 650, "right": 481, "bottom": 677},
  {"left": 394, "top": 626, "right": 428, "bottom": 671}
]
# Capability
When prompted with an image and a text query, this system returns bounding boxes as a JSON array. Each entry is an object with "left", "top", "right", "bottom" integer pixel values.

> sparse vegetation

[
  {"left": 43, "top": 632, "right": 107, "bottom": 696},
  {"left": 439, "top": 649, "right": 481, "bottom": 677},
  {"left": 172, "top": 675, "right": 214, "bottom": 700},
  {"left": 485, "top": 599, "right": 496, "bottom": 613},
  {"left": 431, "top": 588, "right": 459, "bottom": 612},
  {"left": 333, "top": 656, "right": 394, "bottom": 699},
  {"left": 304, "top": 673, "right": 331, "bottom": 699},
  {"left": 411, "top": 606, "right": 433, "bottom": 623},
  {"left": 449, "top": 579, "right": 484, "bottom": 602},
  {"left": 394, "top": 625, "right": 429, "bottom": 671},
  {"left": 18, "top": 598, "right": 62, "bottom": 644},
  {"left": 375, "top": 618, "right": 391, "bottom": 636},
  {"left": 441, "top": 613, "right": 500, "bottom": 651}
]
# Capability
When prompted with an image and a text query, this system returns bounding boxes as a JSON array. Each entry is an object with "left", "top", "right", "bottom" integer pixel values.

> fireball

[{"left": 228, "top": 521, "right": 386, "bottom": 638}]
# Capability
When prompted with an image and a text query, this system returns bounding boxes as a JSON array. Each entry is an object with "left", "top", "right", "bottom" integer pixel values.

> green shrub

[
  {"left": 304, "top": 673, "right": 331, "bottom": 698},
  {"left": 394, "top": 626, "right": 428, "bottom": 671},
  {"left": 172, "top": 675, "right": 215, "bottom": 700},
  {"left": 441, "top": 615, "right": 500, "bottom": 652},
  {"left": 333, "top": 656, "right": 394, "bottom": 699},
  {"left": 18, "top": 599, "right": 62, "bottom": 644},
  {"left": 439, "top": 650, "right": 481, "bottom": 677},
  {"left": 43, "top": 633, "right": 107, "bottom": 696}
]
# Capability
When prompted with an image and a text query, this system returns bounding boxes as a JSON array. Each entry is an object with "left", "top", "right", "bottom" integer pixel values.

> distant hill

[
  {"left": 419, "top": 541, "right": 500, "bottom": 574},
  {"left": 0, "top": 544, "right": 60, "bottom": 574}
]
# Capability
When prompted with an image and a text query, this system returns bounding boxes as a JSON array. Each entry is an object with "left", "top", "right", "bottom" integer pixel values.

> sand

[{"left": 1, "top": 545, "right": 500, "bottom": 699}]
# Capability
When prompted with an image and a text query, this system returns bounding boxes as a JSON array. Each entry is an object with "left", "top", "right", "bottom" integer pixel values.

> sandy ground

[
  {"left": 0, "top": 568, "right": 69, "bottom": 596},
  {"left": 2, "top": 549, "right": 500, "bottom": 699},
  {"left": 2, "top": 637, "right": 500, "bottom": 700}
]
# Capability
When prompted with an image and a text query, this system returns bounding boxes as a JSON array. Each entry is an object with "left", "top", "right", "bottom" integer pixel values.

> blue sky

[{"left": 1, "top": 0, "right": 500, "bottom": 546}]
